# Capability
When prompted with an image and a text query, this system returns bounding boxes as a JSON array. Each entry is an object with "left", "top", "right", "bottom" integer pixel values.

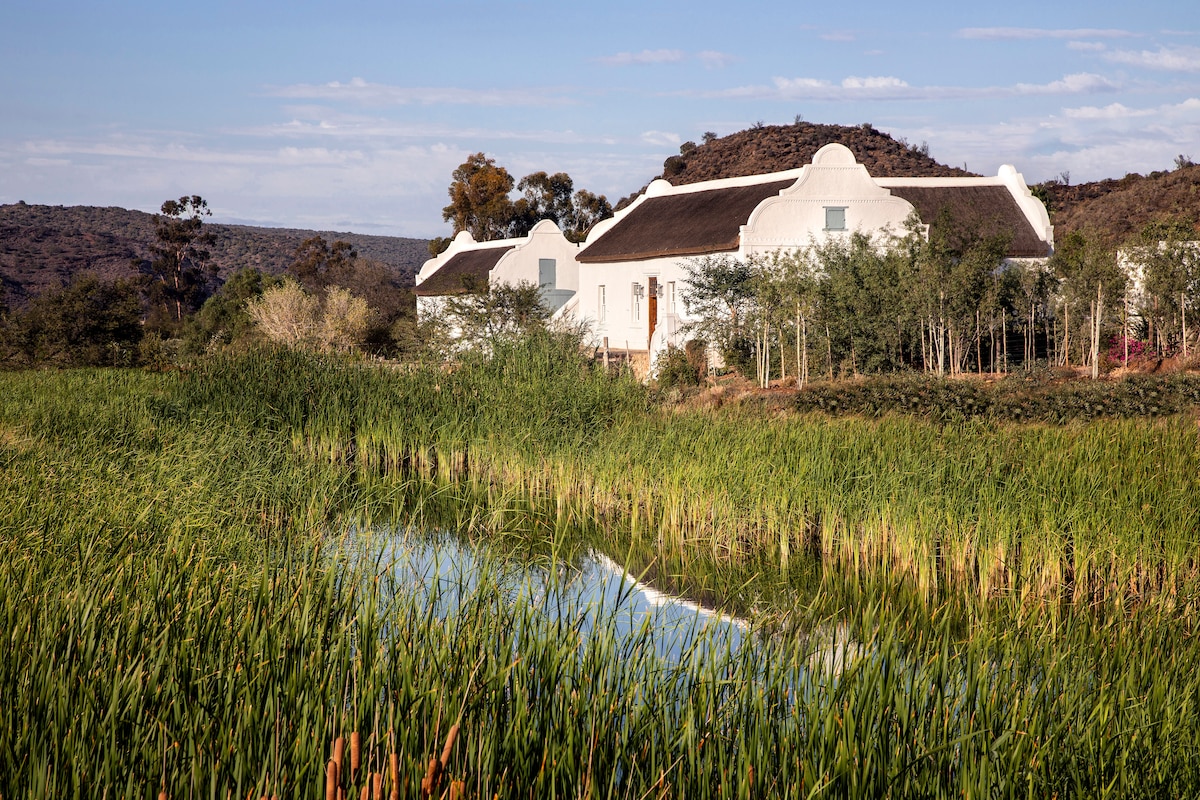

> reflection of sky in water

[{"left": 369, "top": 530, "right": 749, "bottom": 664}]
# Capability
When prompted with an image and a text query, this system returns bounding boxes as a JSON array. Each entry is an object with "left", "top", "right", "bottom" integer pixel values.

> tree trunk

[
  {"left": 1002, "top": 309, "right": 1008, "bottom": 373},
  {"left": 1063, "top": 302, "right": 1070, "bottom": 367},
  {"left": 1182, "top": 291, "right": 1189, "bottom": 359},
  {"left": 826, "top": 324, "right": 833, "bottom": 380},
  {"left": 799, "top": 312, "right": 808, "bottom": 388}
]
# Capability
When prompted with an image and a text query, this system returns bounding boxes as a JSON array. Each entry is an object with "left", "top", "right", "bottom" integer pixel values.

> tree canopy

[
  {"left": 435, "top": 153, "right": 613, "bottom": 252},
  {"left": 140, "top": 195, "right": 218, "bottom": 331}
]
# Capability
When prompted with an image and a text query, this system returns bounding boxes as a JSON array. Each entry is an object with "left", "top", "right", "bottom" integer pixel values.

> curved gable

[{"left": 413, "top": 246, "right": 515, "bottom": 296}]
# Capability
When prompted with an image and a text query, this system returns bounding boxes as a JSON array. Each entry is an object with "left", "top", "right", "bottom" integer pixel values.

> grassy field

[{"left": 3, "top": 340, "right": 1200, "bottom": 797}]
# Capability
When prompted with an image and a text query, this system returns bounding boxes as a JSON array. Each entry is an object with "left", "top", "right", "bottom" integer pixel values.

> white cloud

[
  {"left": 772, "top": 77, "right": 833, "bottom": 92},
  {"left": 957, "top": 27, "right": 1135, "bottom": 40},
  {"left": 697, "top": 50, "right": 735, "bottom": 68},
  {"left": 640, "top": 130, "right": 680, "bottom": 147},
  {"left": 1067, "top": 41, "right": 1107, "bottom": 52},
  {"left": 1064, "top": 97, "right": 1200, "bottom": 121},
  {"left": 597, "top": 49, "right": 735, "bottom": 68},
  {"left": 596, "top": 49, "right": 685, "bottom": 66},
  {"left": 841, "top": 76, "right": 909, "bottom": 90},
  {"left": 1105, "top": 45, "right": 1200, "bottom": 72},
  {"left": 1062, "top": 103, "right": 1154, "bottom": 120},
  {"left": 821, "top": 32, "right": 856, "bottom": 43},
  {"left": 244, "top": 115, "right": 608, "bottom": 148},
  {"left": 1013, "top": 73, "right": 1119, "bottom": 95},
  {"left": 717, "top": 72, "right": 1114, "bottom": 102},
  {"left": 270, "top": 78, "right": 575, "bottom": 107}
]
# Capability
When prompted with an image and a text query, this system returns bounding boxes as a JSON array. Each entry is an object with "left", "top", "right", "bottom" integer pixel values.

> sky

[{"left": 1, "top": 0, "right": 1198, "bottom": 238}]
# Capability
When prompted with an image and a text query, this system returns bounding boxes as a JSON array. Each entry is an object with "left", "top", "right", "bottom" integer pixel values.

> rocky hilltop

[{"left": 659, "top": 121, "right": 973, "bottom": 186}]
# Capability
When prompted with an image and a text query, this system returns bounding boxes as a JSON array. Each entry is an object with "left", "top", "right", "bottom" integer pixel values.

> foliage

[
  {"left": 181, "top": 267, "right": 282, "bottom": 355},
  {"left": 792, "top": 372, "right": 1200, "bottom": 423},
  {"left": 287, "top": 236, "right": 416, "bottom": 355},
  {"left": 0, "top": 273, "right": 142, "bottom": 368},
  {"left": 440, "top": 155, "right": 612, "bottom": 244},
  {"left": 247, "top": 281, "right": 371, "bottom": 353},
  {"left": 1051, "top": 229, "right": 1125, "bottom": 377},
  {"left": 442, "top": 152, "right": 518, "bottom": 241},
  {"left": 139, "top": 195, "right": 218, "bottom": 332},
  {"left": 288, "top": 235, "right": 358, "bottom": 290},
  {"left": 438, "top": 280, "right": 552, "bottom": 352},
  {"left": 654, "top": 344, "right": 700, "bottom": 389},
  {"left": 679, "top": 253, "right": 755, "bottom": 364},
  {"left": 1126, "top": 220, "right": 1200, "bottom": 358}
]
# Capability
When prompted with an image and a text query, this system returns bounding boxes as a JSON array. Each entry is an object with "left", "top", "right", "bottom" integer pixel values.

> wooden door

[{"left": 647, "top": 277, "right": 658, "bottom": 349}]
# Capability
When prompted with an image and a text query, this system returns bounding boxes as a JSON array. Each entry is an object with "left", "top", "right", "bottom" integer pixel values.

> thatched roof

[
  {"left": 887, "top": 186, "right": 1050, "bottom": 258},
  {"left": 577, "top": 179, "right": 795, "bottom": 263},
  {"left": 414, "top": 246, "right": 514, "bottom": 296}
]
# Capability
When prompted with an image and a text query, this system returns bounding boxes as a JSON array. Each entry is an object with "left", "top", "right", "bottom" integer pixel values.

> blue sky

[{"left": 2, "top": 1, "right": 1197, "bottom": 238}]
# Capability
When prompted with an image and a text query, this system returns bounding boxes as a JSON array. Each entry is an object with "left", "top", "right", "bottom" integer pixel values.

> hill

[
  {"left": 0, "top": 202, "right": 430, "bottom": 305},
  {"left": 1032, "top": 165, "right": 1200, "bottom": 245},
  {"left": 658, "top": 121, "right": 972, "bottom": 186}
]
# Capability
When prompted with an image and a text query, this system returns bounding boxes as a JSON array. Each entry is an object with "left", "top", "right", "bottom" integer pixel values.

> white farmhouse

[
  {"left": 414, "top": 218, "right": 582, "bottom": 325},
  {"left": 416, "top": 143, "right": 1054, "bottom": 367}
]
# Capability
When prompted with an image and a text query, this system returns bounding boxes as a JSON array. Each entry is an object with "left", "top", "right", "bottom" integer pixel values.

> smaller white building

[{"left": 414, "top": 218, "right": 582, "bottom": 323}]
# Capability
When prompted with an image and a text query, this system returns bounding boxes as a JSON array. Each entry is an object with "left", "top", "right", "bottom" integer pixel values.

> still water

[{"left": 350, "top": 527, "right": 857, "bottom": 672}]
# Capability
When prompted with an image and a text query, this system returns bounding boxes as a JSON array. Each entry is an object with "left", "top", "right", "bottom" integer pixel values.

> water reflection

[{"left": 374, "top": 529, "right": 749, "bottom": 664}]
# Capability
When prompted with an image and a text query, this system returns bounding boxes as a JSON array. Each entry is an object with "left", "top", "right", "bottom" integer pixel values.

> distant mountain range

[
  {"left": 3, "top": 123, "right": 1197, "bottom": 307},
  {"left": 0, "top": 202, "right": 431, "bottom": 305}
]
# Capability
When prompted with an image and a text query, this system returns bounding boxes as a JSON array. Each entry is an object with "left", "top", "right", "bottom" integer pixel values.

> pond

[{"left": 348, "top": 526, "right": 860, "bottom": 674}]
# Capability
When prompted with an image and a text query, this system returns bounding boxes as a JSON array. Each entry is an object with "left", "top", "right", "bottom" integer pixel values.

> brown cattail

[
  {"left": 332, "top": 736, "right": 346, "bottom": 775},
  {"left": 421, "top": 757, "right": 441, "bottom": 797},
  {"left": 388, "top": 753, "right": 399, "bottom": 800},
  {"left": 439, "top": 724, "right": 460, "bottom": 769},
  {"left": 350, "top": 732, "right": 361, "bottom": 774},
  {"left": 325, "top": 760, "right": 338, "bottom": 800},
  {"left": 449, "top": 781, "right": 465, "bottom": 800},
  {"left": 158, "top": 792, "right": 168, "bottom": 800},
  {"left": 360, "top": 786, "right": 369, "bottom": 800},
  {"left": 372, "top": 772, "right": 383, "bottom": 800}
]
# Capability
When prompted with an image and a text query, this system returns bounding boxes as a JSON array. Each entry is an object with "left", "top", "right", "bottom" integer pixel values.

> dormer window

[{"left": 824, "top": 206, "right": 847, "bottom": 231}]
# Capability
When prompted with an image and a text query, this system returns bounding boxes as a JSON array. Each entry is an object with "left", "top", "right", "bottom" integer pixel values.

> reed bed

[
  {"left": 167, "top": 339, "right": 1200, "bottom": 606},
  {"left": 4, "top": 343, "right": 1200, "bottom": 795}
]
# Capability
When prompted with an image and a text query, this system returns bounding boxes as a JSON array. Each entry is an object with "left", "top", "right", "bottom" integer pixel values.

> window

[
  {"left": 597, "top": 285, "right": 606, "bottom": 322},
  {"left": 631, "top": 283, "right": 641, "bottom": 322},
  {"left": 824, "top": 206, "right": 847, "bottom": 231},
  {"left": 538, "top": 258, "right": 556, "bottom": 288},
  {"left": 667, "top": 281, "right": 676, "bottom": 313}
]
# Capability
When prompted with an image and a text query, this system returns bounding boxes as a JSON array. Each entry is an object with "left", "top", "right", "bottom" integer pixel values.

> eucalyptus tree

[
  {"left": 1051, "top": 230, "right": 1125, "bottom": 378},
  {"left": 770, "top": 247, "right": 823, "bottom": 387},
  {"left": 815, "top": 231, "right": 912, "bottom": 376},
  {"left": 141, "top": 195, "right": 218, "bottom": 330},
  {"left": 1011, "top": 260, "right": 1058, "bottom": 369},
  {"left": 746, "top": 255, "right": 790, "bottom": 387},
  {"left": 1128, "top": 220, "right": 1200, "bottom": 359},
  {"left": 679, "top": 253, "right": 756, "bottom": 369}
]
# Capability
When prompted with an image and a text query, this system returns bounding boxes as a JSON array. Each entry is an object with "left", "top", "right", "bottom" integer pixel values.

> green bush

[{"left": 794, "top": 373, "right": 1200, "bottom": 423}]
